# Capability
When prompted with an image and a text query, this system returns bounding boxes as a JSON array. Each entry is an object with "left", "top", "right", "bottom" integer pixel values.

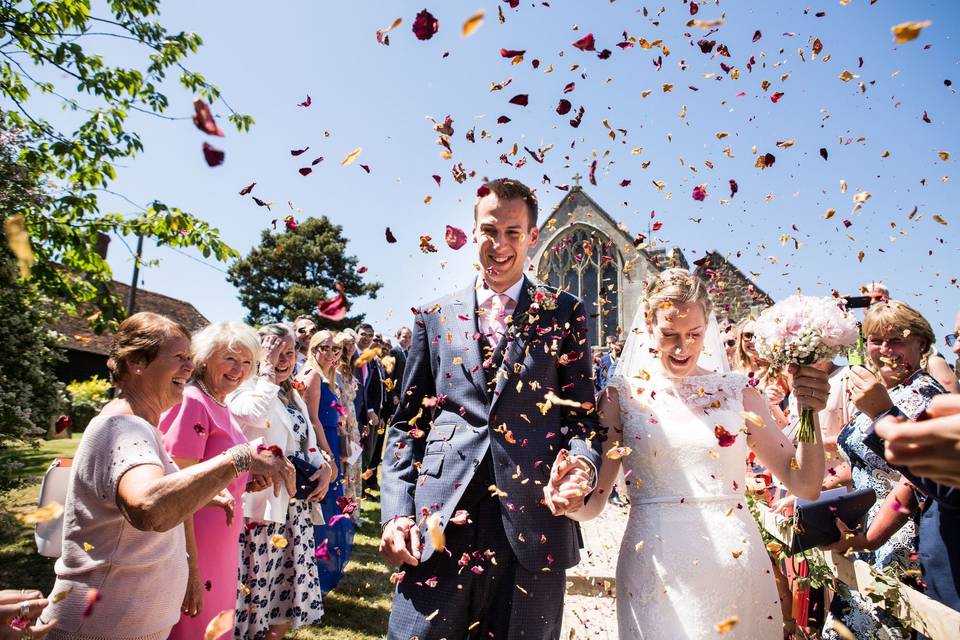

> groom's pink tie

[{"left": 487, "top": 293, "right": 511, "bottom": 348}]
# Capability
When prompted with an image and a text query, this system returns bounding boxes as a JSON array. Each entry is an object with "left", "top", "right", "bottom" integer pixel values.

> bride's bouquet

[{"left": 753, "top": 294, "right": 859, "bottom": 443}]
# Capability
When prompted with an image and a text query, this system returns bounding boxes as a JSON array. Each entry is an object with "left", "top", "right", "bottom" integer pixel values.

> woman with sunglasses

[
  {"left": 297, "top": 330, "right": 356, "bottom": 593},
  {"left": 732, "top": 317, "right": 789, "bottom": 427}
]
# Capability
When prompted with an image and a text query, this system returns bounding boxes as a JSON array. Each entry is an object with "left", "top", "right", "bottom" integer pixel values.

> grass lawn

[{"left": 0, "top": 435, "right": 392, "bottom": 639}]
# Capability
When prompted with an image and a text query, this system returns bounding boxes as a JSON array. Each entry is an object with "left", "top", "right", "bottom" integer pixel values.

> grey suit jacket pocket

[{"left": 421, "top": 426, "right": 456, "bottom": 478}]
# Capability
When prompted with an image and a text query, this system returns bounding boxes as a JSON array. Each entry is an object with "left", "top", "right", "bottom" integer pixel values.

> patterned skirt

[{"left": 235, "top": 501, "right": 323, "bottom": 639}]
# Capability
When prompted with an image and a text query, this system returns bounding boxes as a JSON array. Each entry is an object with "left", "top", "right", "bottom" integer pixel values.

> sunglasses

[
  {"left": 741, "top": 332, "right": 755, "bottom": 341},
  {"left": 313, "top": 345, "right": 341, "bottom": 353},
  {"left": 725, "top": 339, "right": 737, "bottom": 348},
  {"left": 947, "top": 333, "right": 958, "bottom": 348}
]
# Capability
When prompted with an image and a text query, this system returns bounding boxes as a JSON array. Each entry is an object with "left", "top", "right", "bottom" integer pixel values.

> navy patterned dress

[
  {"left": 235, "top": 406, "right": 324, "bottom": 639},
  {"left": 823, "top": 370, "right": 944, "bottom": 640}
]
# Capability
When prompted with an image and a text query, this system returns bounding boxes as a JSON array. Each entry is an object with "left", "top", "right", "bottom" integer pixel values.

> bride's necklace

[{"left": 194, "top": 379, "right": 227, "bottom": 407}]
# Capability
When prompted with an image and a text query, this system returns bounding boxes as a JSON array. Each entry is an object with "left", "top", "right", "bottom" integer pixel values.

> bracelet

[{"left": 228, "top": 444, "right": 253, "bottom": 477}]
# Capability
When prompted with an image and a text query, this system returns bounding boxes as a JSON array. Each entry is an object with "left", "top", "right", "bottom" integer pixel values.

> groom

[{"left": 379, "top": 178, "right": 602, "bottom": 639}]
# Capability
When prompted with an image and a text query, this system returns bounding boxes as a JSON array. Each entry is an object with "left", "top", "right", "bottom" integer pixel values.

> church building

[{"left": 528, "top": 183, "right": 773, "bottom": 348}]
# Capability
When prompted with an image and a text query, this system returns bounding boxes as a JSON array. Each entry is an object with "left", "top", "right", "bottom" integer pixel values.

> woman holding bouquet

[
  {"left": 820, "top": 300, "right": 944, "bottom": 640},
  {"left": 569, "top": 269, "right": 832, "bottom": 639}
]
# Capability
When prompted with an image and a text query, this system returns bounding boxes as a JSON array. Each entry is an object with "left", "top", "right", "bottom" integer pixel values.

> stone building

[{"left": 528, "top": 184, "right": 773, "bottom": 348}]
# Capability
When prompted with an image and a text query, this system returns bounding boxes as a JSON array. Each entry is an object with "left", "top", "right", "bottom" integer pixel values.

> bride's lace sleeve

[{"left": 602, "top": 374, "right": 636, "bottom": 417}]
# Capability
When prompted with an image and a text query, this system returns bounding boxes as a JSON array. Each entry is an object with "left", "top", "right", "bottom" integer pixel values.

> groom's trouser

[{"left": 386, "top": 465, "right": 566, "bottom": 640}]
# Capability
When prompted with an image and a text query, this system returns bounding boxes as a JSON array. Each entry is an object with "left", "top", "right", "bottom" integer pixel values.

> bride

[{"left": 568, "top": 268, "right": 830, "bottom": 638}]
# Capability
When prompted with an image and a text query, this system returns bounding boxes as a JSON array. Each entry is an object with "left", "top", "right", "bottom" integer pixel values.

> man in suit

[
  {"left": 380, "top": 178, "right": 602, "bottom": 639},
  {"left": 357, "top": 323, "right": 385, "bottom": 473},
  {"left": 386, "top": 326, "right": 412, "bottom": 413}
]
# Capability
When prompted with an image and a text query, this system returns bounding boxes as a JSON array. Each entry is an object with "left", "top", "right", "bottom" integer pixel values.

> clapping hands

[{"left": 543, "top": 449, "right": 595, "bottom": 517}]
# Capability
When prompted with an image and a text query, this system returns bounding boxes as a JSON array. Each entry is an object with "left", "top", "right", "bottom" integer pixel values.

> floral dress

[
  {"left": 235, "top": 406, "right": 324, "bottom": 639},
  {"left": 336, "top": 370, "right": 362, "bottom": 523},
  {"left": 823, "top": 370, "right": 944, "bottom": 640}
]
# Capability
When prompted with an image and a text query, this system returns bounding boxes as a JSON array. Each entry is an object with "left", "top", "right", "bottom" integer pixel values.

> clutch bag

[
  {"left": 287, "top": 454, "right": 320, "bottom": 500},
  {"left": 789, "top": 487, "right": 877, "bottom": 554}
]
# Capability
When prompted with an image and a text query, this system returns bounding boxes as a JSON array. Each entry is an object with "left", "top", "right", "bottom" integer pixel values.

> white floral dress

[
  {"left": 822, "top": 370, "right": 944, "bottom": 640},
  {"left": 235, "top": 406, "right": 323, "bottom": 639}
]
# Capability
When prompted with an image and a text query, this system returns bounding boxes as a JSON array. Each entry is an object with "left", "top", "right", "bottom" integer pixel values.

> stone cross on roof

[{"left": 572, "top": 172, "right": 582, "bottom": 188}]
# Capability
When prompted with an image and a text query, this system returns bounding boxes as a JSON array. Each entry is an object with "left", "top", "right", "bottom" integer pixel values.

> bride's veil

[{"left": 609, "top": 298, "right": 730, "bottom": 386}]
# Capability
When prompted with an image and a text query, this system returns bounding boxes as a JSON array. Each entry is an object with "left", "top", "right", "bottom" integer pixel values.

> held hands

[
  {"left": 248, "top": 445, "right": 296, "bottom": 498},
  {"left": 787, "top": 364, "right": 830, "bottom": 413},
  {"left": 543, "top": 449, "right": 594, "bottom": 517},
  {"left": 877, "top": 394, "right": 960, "bottom": 488},
  {"left": 847, "top": 365, "right": 894, "bottom": 419},
  {"left": 379, "top": 516, "right": 421, "bottom": 567},
  {"left": 764, "top": 384, "right": 786, "bottom": 406}
]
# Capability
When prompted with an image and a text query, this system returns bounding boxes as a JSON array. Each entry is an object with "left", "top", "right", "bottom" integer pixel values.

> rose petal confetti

[
  {"left": 204, "top": 610, "right": 234, "bottom": 640},
  {"left": 341, "top": 147, "right": 363, "bottom": 166},
  {"left": 461, "top": 10, "right": 485, "bottom": 38},
  {"left": 891, "top": 20, "right": 932, "bottom": 44},
  {"left": 572, "top": 33, "right": 596, "bottom": 52},
  {"left": 202, "top": 142, "right": 224, "bottom": 167},
  {"left": 413, "top": 9, "right": 439, "bottom": 40},
  {"left": 316, "top": 284, "right": 349, "bottom": 322},
  {"left": 192, "top": 99, "right": 224, "bottom": 137},
  {"left": 16, "top": 501, "right": 63, "bottom": 524},
  {"left": 445, "top": 225, "right": 468, "bottom": 250},
  {"left": 714, "top": 425, "right": 737, "bottom": 447},
  {"left": 427, "top": 511, "right": 445, "bottom": 551}
]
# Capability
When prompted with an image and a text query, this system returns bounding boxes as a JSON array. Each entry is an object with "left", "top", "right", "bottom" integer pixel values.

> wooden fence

[{"left": 758, "top": 505, "right": 960, "bottom": 639}]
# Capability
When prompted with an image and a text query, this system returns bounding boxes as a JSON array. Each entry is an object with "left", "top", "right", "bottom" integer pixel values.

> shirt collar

[{"left": 475, "top": 275, "right": 525, "bottom": 307}]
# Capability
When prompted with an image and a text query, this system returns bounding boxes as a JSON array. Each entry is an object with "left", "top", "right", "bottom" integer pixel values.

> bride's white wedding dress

[{"left": 609, "top": 370, "right": 782, "bottom": 639}]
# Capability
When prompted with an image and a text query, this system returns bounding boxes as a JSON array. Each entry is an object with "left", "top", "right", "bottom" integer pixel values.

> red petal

[
  {"left": 55, "top": 415, "right": 72, "bottom": 434},
  {"left": 192, "top": 99, "right": 224, "bottom": 137},
  {"left": 432, "top": 174, "right": 442, "bottom": 186},
  {"left": 556, "top": 99, "right": 572, "bottom": 115},
  {"left": 771, "top": 92, "right": 784, "bottom": 103},
  {"left": 563, "top": 82, "right": 576, "bottom": 94},
  {"left": 298, "top": 167, "right": 312, "bottom": 176},
  {"left": 359, "top": 164, "right": 371, "bottom": 173},
  {"left": 311, "top": 156, "right": 324, "bottom": 166},
  {"left": 202, "top": 142, "right": 225, "bottom": 167},
  {"left": 714, "top": 425, "right": 737, "bottom": 447},
  {"left": 316, "top": 284, "right": 349, "bottom": 321},
  {"left": 689, "top": 1, "right": 699, "bottom": 15},
  {"left": 291, "top": 147, "right": 309, "bottom": 156},
  {"left": 239, "top": 182, "right": 256, "bottom": 195},
  {"left": 651, "top": 221, "right": 663, "bottom": 231},
  {"left": 729, "top": 179, "right": 738, "bottom": 198},
  {"left": 252, "top": 197, "right": 270, "bottom": 209},
  {"left": 500, "top": 48, "right": 526, "bottom": 57},
  {"left": 572, "top": 33, "right": 596, "bottom": 51},
  {"left": 752, "top": 30, "right": 762, "bottom": 42},
  {"left": 619, "top": 179, "right": 631, "bottom": 187},
  {"left": 385, "top": 227, "right": 398, "bottom": 243},
  {"left": 509, "top": 94, "right": 529, "bottom": 106},
  {"left": 477, "top": 185, "right": 491, "bottom": 197},
  {"left": 588, "top": 159, "right": 597, "bottom": 186},
  {"left": 497, "top": 115, "right": 512, "bottom": 124},
  {"left": 412, "top": 9, "right": 439, "bottom": 40},
  {"left": 445, "top": 225, "right": 468, "bottom": 250},
  {"left": 298, "top": 95, "right": 312, "bottom": 107}
]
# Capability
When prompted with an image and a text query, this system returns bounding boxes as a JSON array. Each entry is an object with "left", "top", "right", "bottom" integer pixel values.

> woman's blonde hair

[
  {"left": 191, "top": 322, "right": 261, "bottom": 383},
  {"left": 306, "top": 330, "right": 338, "bottom": 375},
  {"left": 334, "top": 332, "right": 356, "bottom": 376},
  {"left": 643, "top": 268, "right": 713, "bottom": 324},
  {"left": 107, "top": 312, "right": 190, "bottom": 386},
  {"left": 863, "top": 300, "right": 936, "bottom": 368}
]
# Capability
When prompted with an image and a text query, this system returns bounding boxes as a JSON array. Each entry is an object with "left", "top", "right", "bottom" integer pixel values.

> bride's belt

[{"left": 632, "top": 494, "right": 740, "bottom": 506}]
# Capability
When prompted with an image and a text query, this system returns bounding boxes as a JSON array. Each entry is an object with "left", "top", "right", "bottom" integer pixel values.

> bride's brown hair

[{"left": 643, "top": 268, "right": 713, "bottom": 324}]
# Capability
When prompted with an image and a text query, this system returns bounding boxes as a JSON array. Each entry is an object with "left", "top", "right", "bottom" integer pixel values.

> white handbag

[{"left": 35, "top": 457, "right": 72, "bottom": 558}]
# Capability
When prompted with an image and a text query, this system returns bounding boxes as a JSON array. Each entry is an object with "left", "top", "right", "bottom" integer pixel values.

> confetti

[
  {"left": 461, "top": 10, "right": 485, "bottom": 38},
  {"left": 891, "top": 20, "right": 932, "bottom": 44},
  {"left": 204, "top": 610, "right": 234, "bottom": 640}
]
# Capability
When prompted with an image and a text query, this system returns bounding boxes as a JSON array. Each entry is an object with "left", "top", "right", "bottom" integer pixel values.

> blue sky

[{"left": 77, "top": 1, "right": 958, "bottom": 344}]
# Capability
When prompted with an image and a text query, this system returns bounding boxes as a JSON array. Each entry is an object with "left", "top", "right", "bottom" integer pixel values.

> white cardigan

[{"left": 227, "top": 377, "right": 325, "bottom": 525}]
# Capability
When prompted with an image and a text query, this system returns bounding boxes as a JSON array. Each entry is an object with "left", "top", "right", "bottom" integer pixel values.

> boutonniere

[{"left": 527, "top": 284, "right": 559, "bottom": 312}]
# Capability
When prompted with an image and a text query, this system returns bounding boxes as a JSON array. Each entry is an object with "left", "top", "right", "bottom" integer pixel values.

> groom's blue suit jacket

[{"left": 381, "top": 277, "right": 602, "bottom": 572}]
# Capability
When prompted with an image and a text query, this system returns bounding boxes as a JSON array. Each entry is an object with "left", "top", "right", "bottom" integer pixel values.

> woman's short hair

[
  {"left": 191, "top": 322, "right": 261, "bottom": 381},
  {"left": 643, "top": 268, "right": 713, "bottom": 324},
  {"left": 863, "top": 300, "right": 935, "bottom": 362},
  {"left": 306, "top": 330, "right": 337, "bottom": 371},
  {"left": 107, "top": 312, "right": 190, "bottom": 386}
]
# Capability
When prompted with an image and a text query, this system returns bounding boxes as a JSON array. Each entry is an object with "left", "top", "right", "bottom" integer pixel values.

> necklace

[{"left": 194, "top": 379, "right": 227, "bottom": 407}]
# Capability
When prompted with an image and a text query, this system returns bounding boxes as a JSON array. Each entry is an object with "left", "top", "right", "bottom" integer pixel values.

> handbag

[
  {"left": 35, "top": 457, "right": 72, "bottom": 558},
  {"left": 788, "top": 487, "right": 877, "bottom": 554},
  {"left": 287, "top": 454, "right": 320, "bottom": 500}
]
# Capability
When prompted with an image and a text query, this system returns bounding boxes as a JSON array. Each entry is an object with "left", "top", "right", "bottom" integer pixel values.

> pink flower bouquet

[{"left": 754, "top": 295, "right": 859, "bottom": 442}]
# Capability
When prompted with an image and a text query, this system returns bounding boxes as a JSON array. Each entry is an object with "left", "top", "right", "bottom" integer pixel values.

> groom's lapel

[
  {"left": 490, "top": 276, "right": 534, "bottom": 413},
  {"left": 451, "top": 285, "right": 490, "bottom": 405}
]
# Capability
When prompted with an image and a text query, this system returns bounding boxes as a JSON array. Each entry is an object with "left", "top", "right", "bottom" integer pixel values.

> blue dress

[
  {"left": 313, "top": 378, "right": 355, "bottom": 593},
  {"left": 823, "top": 370, "right": 943, "bottom": 639}
]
